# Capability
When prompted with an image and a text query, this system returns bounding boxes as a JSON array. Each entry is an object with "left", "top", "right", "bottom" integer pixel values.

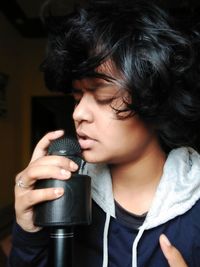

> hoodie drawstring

[
  {"left": 102, "top": 213, "right": 110, "bottom": 267},
  {"left": 132, "top": 224, "right": 146, "bottom": 267},
  {"left": 102, "top": 213, "right": 146, "bottom": 267}
]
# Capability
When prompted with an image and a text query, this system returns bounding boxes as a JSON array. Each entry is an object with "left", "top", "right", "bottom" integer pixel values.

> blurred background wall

[
  {"left": 0, "top": 3, "right": 53, "bottom": 264},
  {"left": 0, "top": 12, "right": 49, "bottom": 209}
]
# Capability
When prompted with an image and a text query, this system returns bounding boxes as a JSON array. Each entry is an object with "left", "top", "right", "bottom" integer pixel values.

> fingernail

[
  {"left": 60, "top": 169, "right": 71, "bottom": 178},
  {"left": 161, "top": 234, "right": 171, "bottom": 247},
  {"left": 70, "top": 161, "right": 78, "bottom": 171},
  {"left": 54, "top": 188, "right": 64, "bottom": 197}
]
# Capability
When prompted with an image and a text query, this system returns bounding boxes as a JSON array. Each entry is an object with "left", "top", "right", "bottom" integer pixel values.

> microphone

[{"left": 34, "top": 136, "right": 91, "bottom": 267}]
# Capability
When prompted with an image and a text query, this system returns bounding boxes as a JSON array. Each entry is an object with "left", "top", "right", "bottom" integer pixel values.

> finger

[
  {"left": 30, "top": 130, "right": 65, "bottom": 162},
  {"left": 159, "top": 234, "right": 188, "bottom": 267},
  {"left": 15, "top": 156, "right": 79, "bottom": 194},
  {"left": 18, "top": 188, "right": 65, "bottom": 209},
  {"left": 16, "top": 157, "right": 79, "bottom": 187},
  {"left": 31, "top": 155, "right": 79, "bottom": 172},
  {"left": 15, "top": 166, "right": 71, "bottom": 190}
]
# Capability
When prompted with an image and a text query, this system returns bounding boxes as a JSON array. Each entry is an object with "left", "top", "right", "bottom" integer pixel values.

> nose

[{"left": 72, "top": 95, "right": 93, "bottom": 124}]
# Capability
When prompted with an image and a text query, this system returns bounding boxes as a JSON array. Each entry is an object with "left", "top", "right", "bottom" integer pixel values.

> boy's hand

[
  {"left": 159, "top": 234, "right": 188, "bottom": 267},
  {"left": 14, "top": 130, "right": 79, "bottom": 232}
]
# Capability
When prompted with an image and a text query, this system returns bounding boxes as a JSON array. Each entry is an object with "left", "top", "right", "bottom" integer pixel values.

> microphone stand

[{"left": 48, "top": 227, "right": 74, "bottom": 267}]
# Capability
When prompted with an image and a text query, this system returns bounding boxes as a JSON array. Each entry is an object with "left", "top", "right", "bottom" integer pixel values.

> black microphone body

[{"left": 34, "top": 136, "right": 91, "bottom": 267}]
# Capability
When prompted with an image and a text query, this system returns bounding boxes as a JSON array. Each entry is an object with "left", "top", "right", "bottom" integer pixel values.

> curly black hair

[{"left": 41, "top": 0, "right": 200, "bottom": 153}]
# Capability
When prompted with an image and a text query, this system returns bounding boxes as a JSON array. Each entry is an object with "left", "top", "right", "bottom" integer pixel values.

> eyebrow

[{"left": 72, "top": 81, "right": 117, "bottom": 93}]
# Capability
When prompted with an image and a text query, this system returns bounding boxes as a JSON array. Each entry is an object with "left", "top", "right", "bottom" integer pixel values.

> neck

[{"left": 110, "top": 141, "right": 166, "bottom": 215}]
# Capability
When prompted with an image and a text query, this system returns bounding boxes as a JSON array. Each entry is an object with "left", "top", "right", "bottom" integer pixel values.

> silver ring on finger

[{"left": 16, "top": 177, "right": 31, "bottom": 189}]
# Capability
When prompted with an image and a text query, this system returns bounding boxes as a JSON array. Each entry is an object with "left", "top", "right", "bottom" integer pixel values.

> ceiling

[{"left": 0, "top": 0, "right": 200, "bottom": 38}]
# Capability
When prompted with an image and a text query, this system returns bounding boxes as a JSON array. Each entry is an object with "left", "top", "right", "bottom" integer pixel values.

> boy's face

[{"left": 72, "top": 63, "right": 158, "bottom": 164}]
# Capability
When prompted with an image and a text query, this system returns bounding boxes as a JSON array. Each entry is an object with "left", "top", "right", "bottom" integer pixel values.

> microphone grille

[{"left": 48, "top": 136, "right": 82, "bottom": 169}]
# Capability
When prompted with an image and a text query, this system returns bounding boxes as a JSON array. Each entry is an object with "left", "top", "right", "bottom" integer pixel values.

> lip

[{"left": 77, "top": 132, "right": 96, "bottom": 150}]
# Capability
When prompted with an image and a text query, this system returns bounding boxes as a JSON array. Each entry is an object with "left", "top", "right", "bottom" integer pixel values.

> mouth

[{"left": 77, "top": 132, "right": 96, "bottom": 150}]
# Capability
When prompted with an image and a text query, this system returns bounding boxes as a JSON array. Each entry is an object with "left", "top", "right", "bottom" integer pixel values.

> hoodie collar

[{"left": 82, "top": 147, "right": 200, "bottom": 228}]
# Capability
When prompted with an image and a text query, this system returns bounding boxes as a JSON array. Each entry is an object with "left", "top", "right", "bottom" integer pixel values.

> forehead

[{"left": 72, "top": 60, "right": 122, "bottom": 91}]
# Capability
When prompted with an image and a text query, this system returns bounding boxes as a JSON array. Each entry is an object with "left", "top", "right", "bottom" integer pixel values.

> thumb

[{"left": 159, "top": 234, "right": 188, "bottom": 267}]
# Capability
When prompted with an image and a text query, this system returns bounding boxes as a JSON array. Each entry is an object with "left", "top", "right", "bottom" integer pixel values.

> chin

[{"left": 81, "top": 150, "right": 109, "bottom": 164}]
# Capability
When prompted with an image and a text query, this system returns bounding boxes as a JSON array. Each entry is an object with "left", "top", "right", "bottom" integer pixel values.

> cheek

[{"left": 105, "top": 118, "right": 152, "bottom": 149}]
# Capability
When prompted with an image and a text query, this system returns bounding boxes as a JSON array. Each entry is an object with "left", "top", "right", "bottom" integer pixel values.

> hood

[{"left": 144, "top": 147, "right": 200, "bottom": 229}]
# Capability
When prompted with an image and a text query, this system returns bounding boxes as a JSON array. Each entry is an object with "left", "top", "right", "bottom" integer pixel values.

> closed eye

[{"left": 95, "top": 96, "right": 117, "bottom": 105}]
